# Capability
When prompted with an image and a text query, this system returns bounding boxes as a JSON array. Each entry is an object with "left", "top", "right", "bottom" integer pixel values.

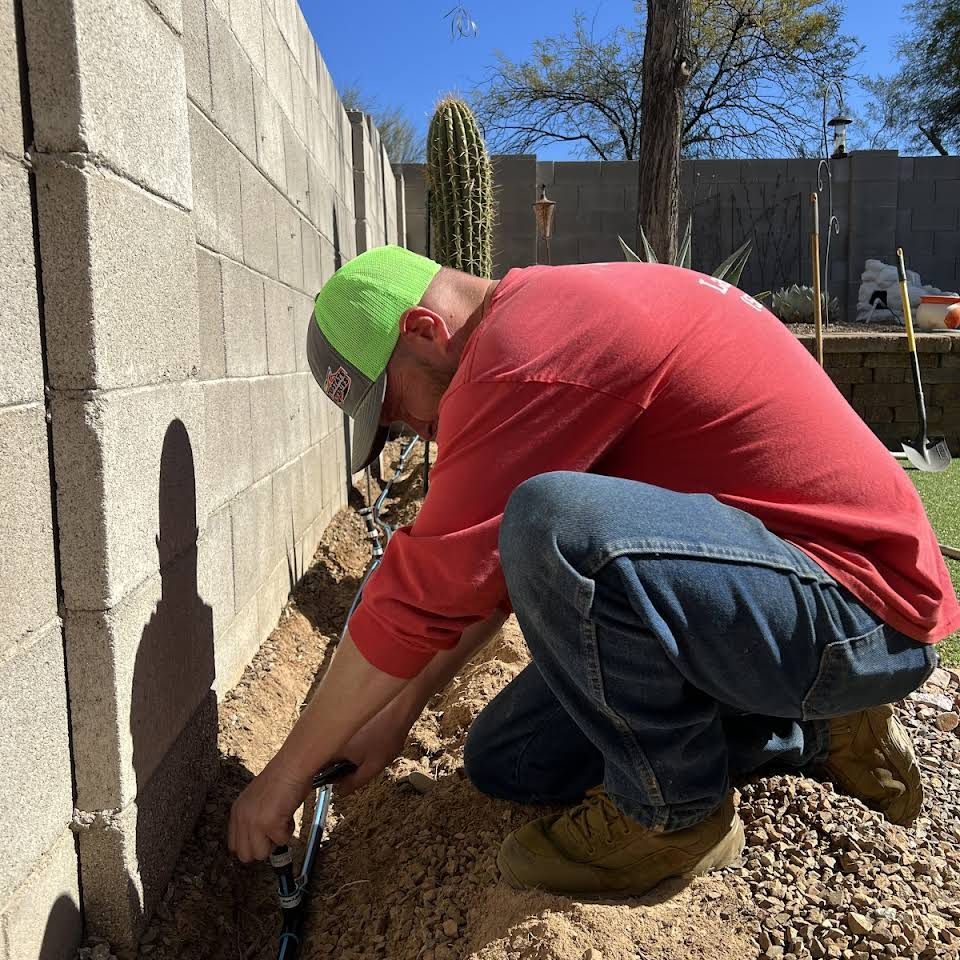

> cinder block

[
  {"left": 0, "top": 0, "right": 23, "bottom": 154},
  {"left": 23, "top": 0, "right": 191, "bottom": 207},
  {"left": 248, "top": 375, "right": 286, "bottom": 480},
  {"left": 320, "top": 430, "right": 339, "bottom": 511},
  {"left": 182, "top": 0, "right": 211, "bottom": 112},
  {"left": 303, "top": 34, "right": 318, "bottom": 100},
  {"left": 230, "top": 476, "right": 275, "bottom": 607},
  {"left": 198, "top": 501, "right": 234, "bottom": 642},
  {"left": 276, "top": 198, "right": 303, "bottom": 289},
  {"left": 228, "top": 0, "right": 265, "bottom": 79},
  {"left": 189, "top": 104, "right": 243, "bottom": 260},
  {"left": 204, "top": 378, "right": 252, "bottom": 510},
  {"left": 934, "top": 179, "right": 960, "bottom": 206},
  {"left": 302, "top": 220, "right": 321, "bottom": 293},
  {"left": 36, "top": 162, "right": 199, "bottom": 392},
  {"left": 286, "top": 372, "right": 311, "bottom": 461},
  {"left": 914, "top": 157, "right": 960, "bottom": 180},
  {"left": 301, "top": 442, "right": 323, "bottom": 518},
  {"left": 53, "top": 383, "right": 207, "bottom": 610},
  {"left": 0, "top": 165, "right": 42, "bottom": 407},
  {"left": 240, "top": 159, "right": 279, "bottom": 277},
  {"left": 304, "top": 97, "right": 322, "bottom": 165},
  {"left": 307, "top": 377, "right": 332, "bottom": 444},
  {"left": 0, "top": 404, "right": 57, "bottom": 650},
  {"left": 0, "top": 830, "right": 80, "bottom": 960},
  {"left": 850, "top": 151, "right": 899, "bottom": 182},
  {"left": 252, "top": 72, "right": 286, "bottom": 190},
  {"left": 264, "top": 279, "right": 297, "bottom": 373},
  {"left": 257, "top": 558, "right": 291, "bottom": 643},
  {"left": 67, "top": 559, "right": 216, "bottom": 810},
  {"left": 932, "top": 382, "right": 960, "bottom": 404},
  {"left": 912, "top": 205, "right": 958, "bottom": 232},
  {"left": 307, "top": 157, "right": 334, "bottom": 239},
  {"left": 273, "top": 457, "right": 305, "bottom": 565},
  {"left": 295, "top": 293, "right": 314, "bottom": 374},
  {"left": 78, "top": 692, "right": 216, "bottom": 947},
  {"left": 290, "top": 59, "right": 306, "bottom": 143},
  {"left": 272, "top": 0, "right": 297, "bottom": 56},
  {"left": 284, "top": 119, "right": 309, "bottom": 214},
  {"left": 852, "top": 382, "right": 917, "bottom": 405},
  {"left": 261, "top": 3, "right": 292, "bottom": 121},
  {"left": 214, "top": 593, "right": 257, "bottom": 695},
  {"left": 898, "top": 179, "right": 936, "bottom": 207},
  {"left": 206, "top": 0, "right": 256, "bottom": 160},
  {"left": 221, "top": 258, "right": 267, "bottom": 377},
  {"left": 195, "top": 247, "right": 226, "bottom": 380},
  {"left": 0, "top": 622, "right": 73, "bottom": 903}
]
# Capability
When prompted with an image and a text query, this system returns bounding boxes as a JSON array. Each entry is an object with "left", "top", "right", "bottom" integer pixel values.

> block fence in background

[
  {"left": 0, "top": 0, "right": 403, "bottom": 954},
  {"left": 399, "top": 152, "right": 960, "bottom": 322}
]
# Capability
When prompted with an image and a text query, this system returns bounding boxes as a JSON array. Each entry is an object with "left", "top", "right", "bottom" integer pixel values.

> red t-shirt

[{"left": 349, "top": 263, "right": 960, "bottom": 678}]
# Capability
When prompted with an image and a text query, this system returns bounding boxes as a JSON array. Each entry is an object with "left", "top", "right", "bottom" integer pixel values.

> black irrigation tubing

[{"left": 271, "top": 436, "right": 424, "bottom": 960}]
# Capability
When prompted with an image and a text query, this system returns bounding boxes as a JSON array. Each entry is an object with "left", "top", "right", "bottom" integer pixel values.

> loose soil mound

[{"left": 103, "top": 443, "right": 960, "bottom": 960}]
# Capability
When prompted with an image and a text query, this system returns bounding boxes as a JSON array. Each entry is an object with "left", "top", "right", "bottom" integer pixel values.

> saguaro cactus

[{"left": 426, "top": 97, "right": 494, "bottom": 279}]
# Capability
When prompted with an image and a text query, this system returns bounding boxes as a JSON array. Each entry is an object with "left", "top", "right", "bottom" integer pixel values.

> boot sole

[{"left": 497, "top": 816, "right": 746, "bottom": 899}]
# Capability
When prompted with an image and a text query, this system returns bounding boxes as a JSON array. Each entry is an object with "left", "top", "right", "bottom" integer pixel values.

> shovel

[{"left": 896, "top": 248, "right": 952, "bottom": 473}]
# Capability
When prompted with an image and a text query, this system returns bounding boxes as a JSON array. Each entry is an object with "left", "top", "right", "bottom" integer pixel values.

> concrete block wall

[
  {"left": 896, "top": 157, "right": 960, "bottom": 296},
  {"left": 0, "top": 1, "right": 82, "bottom": 956},
  {"left": 401, "top": 152, "right": 960, "bottom": 320},
  {"left": 3, "top": 0, "right": 402, "bottom": 953}
]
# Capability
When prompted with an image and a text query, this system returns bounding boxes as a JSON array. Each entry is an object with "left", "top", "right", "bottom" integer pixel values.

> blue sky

[{"left": 304, "top": 0, "right": 904, "bottom": 159}]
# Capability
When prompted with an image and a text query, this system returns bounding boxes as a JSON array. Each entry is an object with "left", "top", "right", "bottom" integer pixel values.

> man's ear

[{"left": 399, "top": 306, "right": 451, "bottom": 346}]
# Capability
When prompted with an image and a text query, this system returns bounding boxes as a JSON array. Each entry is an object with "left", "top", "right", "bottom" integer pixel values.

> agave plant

[
  {"left": 618, "top": 217, "right": 753, "bottom": 287},
  {"left": 770, "top": 284, "right": 840, "bottom": 325}
]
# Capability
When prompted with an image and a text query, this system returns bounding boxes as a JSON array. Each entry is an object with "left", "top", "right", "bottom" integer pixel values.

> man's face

[{"left": 378, "top": 307, "right": 455, "bottom": 441}]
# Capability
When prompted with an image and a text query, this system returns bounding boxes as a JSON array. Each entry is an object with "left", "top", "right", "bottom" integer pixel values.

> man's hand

[
  {"left": 228, "top": 760, "right": 313, "bottom": 863},
  {"left": 337, "top": 700, "right": 417, "bottom": 796}
]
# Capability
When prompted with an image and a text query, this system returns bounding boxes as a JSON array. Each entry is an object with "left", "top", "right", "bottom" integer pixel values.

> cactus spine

[{"left": 426, "top": 97, "right": 494, "bottom": 279}]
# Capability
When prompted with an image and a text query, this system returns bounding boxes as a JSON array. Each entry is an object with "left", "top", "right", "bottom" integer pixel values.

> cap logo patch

[{"left": 323, "top": 366, "right": 352, "bottom": 406}]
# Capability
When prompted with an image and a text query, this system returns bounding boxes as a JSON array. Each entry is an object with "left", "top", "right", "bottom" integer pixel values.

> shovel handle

[
  {"left": 896, "top": 249, "right": 928, "bottom": 437},
  {"left": 896, "top": 249, "right": 917, "bottom": 354}
]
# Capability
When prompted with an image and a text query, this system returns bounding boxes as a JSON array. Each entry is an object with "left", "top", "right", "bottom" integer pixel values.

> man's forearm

[
  {"left": 392, "top": 610, "right": 508, "bottom": 722},
  {"left": 271, "top": 630, "right": 407, "bottom": 781}
]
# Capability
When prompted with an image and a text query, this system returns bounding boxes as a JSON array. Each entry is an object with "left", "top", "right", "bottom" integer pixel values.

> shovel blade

[{"left": 901, "top": 436, "right": 953, "bottom": 473}]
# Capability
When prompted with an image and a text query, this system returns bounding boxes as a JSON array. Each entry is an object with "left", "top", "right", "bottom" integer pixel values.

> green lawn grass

[{"left": 908, "top": 459, "right": 960, "bottom": 666}]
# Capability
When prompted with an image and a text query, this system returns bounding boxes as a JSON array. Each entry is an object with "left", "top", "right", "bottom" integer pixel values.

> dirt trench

[{"left": 124, "top": 442, "right": 960, "bottom": 960}]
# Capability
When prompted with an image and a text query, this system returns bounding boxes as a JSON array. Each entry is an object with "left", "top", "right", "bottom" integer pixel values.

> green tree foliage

[
  {"left": 340, "top": 85, "right": 425, "bottom": 163},
  {"left": 473, "top": 0, "right": 861, "bottom": 159},
  {"left": 865, "top": 0, "right": 960, "bottom": 155}
]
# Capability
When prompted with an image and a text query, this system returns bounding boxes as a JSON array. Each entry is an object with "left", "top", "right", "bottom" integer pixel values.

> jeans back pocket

[{"left": 801, "top": 624, "right": 937, "bottom": 721}]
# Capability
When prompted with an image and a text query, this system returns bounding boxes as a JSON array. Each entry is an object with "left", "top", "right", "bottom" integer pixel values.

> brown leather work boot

[
  {"left": 822, "top": 704, "right": 922, "bottom": 825},
  {"left": 497, "top": 787, "right": 744, "bottom": 897}
]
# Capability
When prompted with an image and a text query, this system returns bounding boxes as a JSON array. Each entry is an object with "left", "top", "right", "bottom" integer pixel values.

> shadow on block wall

[
  {"left": 131, "top": 419, "right": 216, "bottom": 928},
  {"left": 38, "top": 894, "right": 81, "bottom": 960}
]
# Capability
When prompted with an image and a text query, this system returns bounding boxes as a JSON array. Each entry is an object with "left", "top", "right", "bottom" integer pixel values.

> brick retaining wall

[{"left": 796, "top": 333, "right": 959, "bottom": 451}]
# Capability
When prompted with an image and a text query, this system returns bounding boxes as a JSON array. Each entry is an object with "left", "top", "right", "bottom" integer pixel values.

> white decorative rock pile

[{"left": 856, "top": 259, "right": 959, "bottom": 324}]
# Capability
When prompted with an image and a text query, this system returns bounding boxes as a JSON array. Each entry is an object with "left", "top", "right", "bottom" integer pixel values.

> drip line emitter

[{"left": 269, "top": 436, "right": 427, "bottom": 960}]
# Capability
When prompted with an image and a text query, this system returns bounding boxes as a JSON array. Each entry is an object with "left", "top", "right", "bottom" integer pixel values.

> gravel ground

[{"left": 74, "top": 443, "right": 960, "bottom": 960}]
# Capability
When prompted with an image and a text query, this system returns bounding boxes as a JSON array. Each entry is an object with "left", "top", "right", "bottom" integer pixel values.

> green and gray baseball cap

[{"left": 307, "top": 245, "right": 442, "bottom": 474}]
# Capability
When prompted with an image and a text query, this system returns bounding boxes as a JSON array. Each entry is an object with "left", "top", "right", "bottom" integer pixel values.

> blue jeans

[{"left": 465, "top": 473, "right": 937, "bottom": 832}]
